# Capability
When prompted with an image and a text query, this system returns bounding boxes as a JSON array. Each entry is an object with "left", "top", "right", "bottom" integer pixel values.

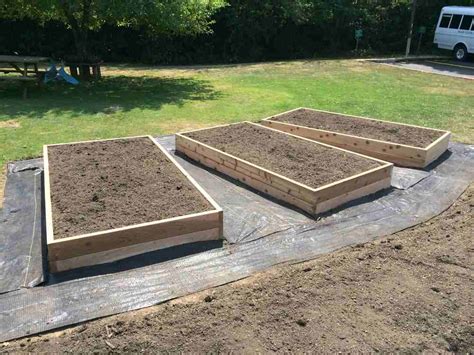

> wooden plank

[
  {"left": 315, "top": 177, "right": 392, "bottom": 214},
  {"left": 43, "top": 146, "right": 54, "bottom": 245},
  {"left": 177, "top": 126, "right": 320, "bottom": 190},
  {"left": 267, "top": 119, "right": 425, "bottom": 159},
  {"left": 48, "top": 210, "right": 221, "bottom": 261},
  {"left": 313, "top": 165, "right": 392, "bottom": 202},
  {"left": 253, "top": 121, "right": 391, "bottom": 165},
  {"left": 233, "top": 162, "right": 314, "bottom": 203},
  {"left": 265, "top": 107, "right": 448, "bottom": 134},
  {"left": 425, "top": 131, "right": 451, "bottom": 166},
  {"left": 176, "top": 124, "right": 393, "bottom": 217},
  {"left": 0, "top": 76, "right": 37, "bottom": 81},
  {"left": 0, "top": 55, "right": 49, "bottom": 63},
  {"left": 261, "top": 108, "right": 450, "bottom": 168},
  {"left": 44, "top": 136, "right": 223, "bottom": 272},
  {"left": 248, "top": 121, "right": 393, "bottom": 201},
  {"left": 176, "top": 144, "right": 315, "bottom": 214},
  {"left": 0, "top": 69, "right": 43, "bottom": 74},
  {"left": 179, "top": 132, "right": 316, "bottom": 203},
  {"left": 45, "top": 134, "right": 151, "bottom": 147},
  {"left": 176, "top": 134, "right": 316, "bottom": 204},
  {"left": 261, "top": 120, "right": 426, "bottom": 165},
  {"left": 147, "top": 135, "right": 222, "bottom": 212},
  {"left": 49, "top": 227, "right": 221, "bottom": 273}
]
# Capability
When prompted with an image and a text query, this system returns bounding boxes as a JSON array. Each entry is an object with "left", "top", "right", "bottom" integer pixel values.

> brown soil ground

[
  {"left": 48, "top": 137, "right": 212, "bottom": 239},
  {"left": 270, "top": 109, "right": 444, "bottom": 147},
  {"left": 4, "top": 184, "right": 472, "bottom": 353},
  {"left": 185, "top": 123, "right": 381, "bottom": 189}
]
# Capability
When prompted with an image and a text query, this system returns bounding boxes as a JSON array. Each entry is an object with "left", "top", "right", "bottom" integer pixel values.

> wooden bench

[
  {"left": 0, "top": 76, "right": 37, "bottom": 81},
  {"left": 66, "top": 61, "right": 102, "bottom": 80},
  {"left": 0, "top": 75, "right": 43, "bottom": 99},
  {"left": 0, "top": 68, "right": 41, "bottom": 75},
  {"left": 0, "top": 55, "right": 49, "bottom": 98}
]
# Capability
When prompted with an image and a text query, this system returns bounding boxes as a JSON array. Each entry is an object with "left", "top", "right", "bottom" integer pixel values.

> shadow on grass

[{"left": 0, "top": 75, "right": 221, "bottom": 119}]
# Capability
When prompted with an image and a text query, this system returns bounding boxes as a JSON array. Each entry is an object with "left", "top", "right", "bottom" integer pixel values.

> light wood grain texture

[
  {"left": 177, "top": 136, "right": 315, "bottom": 204},
  {"left": 315, "top": 177, "right": 392, "bottom": 214},
  {"left": 177, "top": 144, "right": 315, "bottom": 213},
  {"left": 49, "top": 228, "right": 221, "bottom": 273},
  {"left": 176, "top": 122, "right": 393, "bottom": 216},
  {"left": 261, "top": 108, "right": 450, "bottom": 168},
  {"left": 425, "top": 132, "right": 451, "bottom": 166},
  {"left": 44, "top": 136, "right": 223, "bottom": 273}
]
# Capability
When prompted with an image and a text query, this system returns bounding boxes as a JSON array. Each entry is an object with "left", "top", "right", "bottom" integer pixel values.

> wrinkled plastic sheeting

[
  {"left": 391, "top": 166, "right": 431, "bottom": 190},
  {"left": 0, "top": 139, "right": 472, "bottom": 342},
  {"left": 0, "top": 159, "right": 45, "bottom": 294}
]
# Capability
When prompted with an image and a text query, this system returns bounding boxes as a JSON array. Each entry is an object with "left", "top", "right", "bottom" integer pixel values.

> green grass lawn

[{"left": 1, "top": 59, "right": 473, "bottom": 170}]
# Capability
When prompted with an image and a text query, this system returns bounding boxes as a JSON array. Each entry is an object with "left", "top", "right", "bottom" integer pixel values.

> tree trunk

[
  {"left": 72, "top": 27, "right": 89, "bottom": 61},
  {"left": 59, "top": 0, "right": 92, "bottom": 61}
]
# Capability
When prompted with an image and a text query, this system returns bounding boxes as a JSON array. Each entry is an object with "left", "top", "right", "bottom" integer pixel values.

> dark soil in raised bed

[
  {"left": 47, "top": 137, "right": 213, "bottom": 239},
  {"left": 269, "top": 109, "right": 445, "bottom": 148},
  {"left": 184, "top": 123, "right": 382, "bottom": 189}
]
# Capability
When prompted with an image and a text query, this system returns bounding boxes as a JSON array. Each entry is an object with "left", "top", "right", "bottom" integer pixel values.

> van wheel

[{"left": 453, "top": 44, "right": 468, "bottom": 61}]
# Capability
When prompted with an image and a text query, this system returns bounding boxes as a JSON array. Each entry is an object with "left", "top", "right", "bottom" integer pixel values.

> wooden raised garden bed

[
  {"left": 260, "top": 108, "right": 451, "bottom": 168},
  {"left": 44, "top": 136, "right": 223, "bottom": 273},
  {"left": 176, "top": 122, "right": 393, "bottom": 216}
]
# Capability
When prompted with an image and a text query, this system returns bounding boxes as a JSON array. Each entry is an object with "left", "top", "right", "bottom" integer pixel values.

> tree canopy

[
  {"left": 2, "top": 0, "right": 473, "bottom": 63},
  {"left": 0, "top": 0, "right": 226, "bottom": 59}
]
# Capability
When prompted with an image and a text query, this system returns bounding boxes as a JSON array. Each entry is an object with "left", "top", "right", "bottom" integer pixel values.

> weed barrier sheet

[
  {"left": 0, "top": 159, "right": 45, "bottom": 294},
  {"left": 0, "top": 136, "right": 472, "bottom": 342}
]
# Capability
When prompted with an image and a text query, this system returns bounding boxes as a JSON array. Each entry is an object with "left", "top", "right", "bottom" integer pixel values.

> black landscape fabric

[{"left": 0, "top": 136, "right": 472, "bottom": 342}]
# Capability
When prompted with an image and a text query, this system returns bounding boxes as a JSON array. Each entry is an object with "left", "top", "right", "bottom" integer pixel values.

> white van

[{"left": 434, "top": 6, "right": 474, "bottom": 61}]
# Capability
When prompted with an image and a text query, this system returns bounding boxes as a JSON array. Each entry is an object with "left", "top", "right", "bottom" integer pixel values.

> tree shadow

[{"left": 0, "top": 75, "right": 222, "bottom": 119}]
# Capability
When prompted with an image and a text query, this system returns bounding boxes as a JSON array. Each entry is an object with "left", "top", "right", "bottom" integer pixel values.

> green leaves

[
  {"left": 0, "top": 0, "right": 225, "bottom": 58},
  {"left": 0, "top": 0, "right": 226, "bottom": 34}
]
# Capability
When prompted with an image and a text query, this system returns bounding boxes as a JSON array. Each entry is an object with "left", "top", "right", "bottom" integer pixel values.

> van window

[
  {"left": 449, "top": 14, "right": 462, "bottom": 29},
  {"left": 460, "top": 15, "right": 474, "bottom": 30},
  {"left": 439, "top": 14, "right": 452, "bottom": 28}
]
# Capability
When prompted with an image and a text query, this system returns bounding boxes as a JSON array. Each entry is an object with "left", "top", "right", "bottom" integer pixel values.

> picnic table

[
  {"left": 66, "top": 60, "right": 103, "bottom": 80},
  {"left": 0, "top": 55, "right": 50, "bottom": 98}
]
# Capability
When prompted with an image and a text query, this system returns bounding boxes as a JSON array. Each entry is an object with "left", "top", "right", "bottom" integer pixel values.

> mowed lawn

[{"left": 1, "top": 59, "right": 473, "bottom": 170}]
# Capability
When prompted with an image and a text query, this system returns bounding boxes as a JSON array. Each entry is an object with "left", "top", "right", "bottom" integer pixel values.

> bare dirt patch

[
  {"left": 271, "top": 108, "right": 444, "bottom": 147},
  {"left": 0, "top": 120, "right": 20, "bottom": 129},
  {"left": 47, "top": 137, "right": 212, "bottom": 239},
  {"left": 4, "top": 184, "right": 472, "bottom": 353},
  {"left": 184, "top": 123, "right": 381, "bottom": 189}
]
